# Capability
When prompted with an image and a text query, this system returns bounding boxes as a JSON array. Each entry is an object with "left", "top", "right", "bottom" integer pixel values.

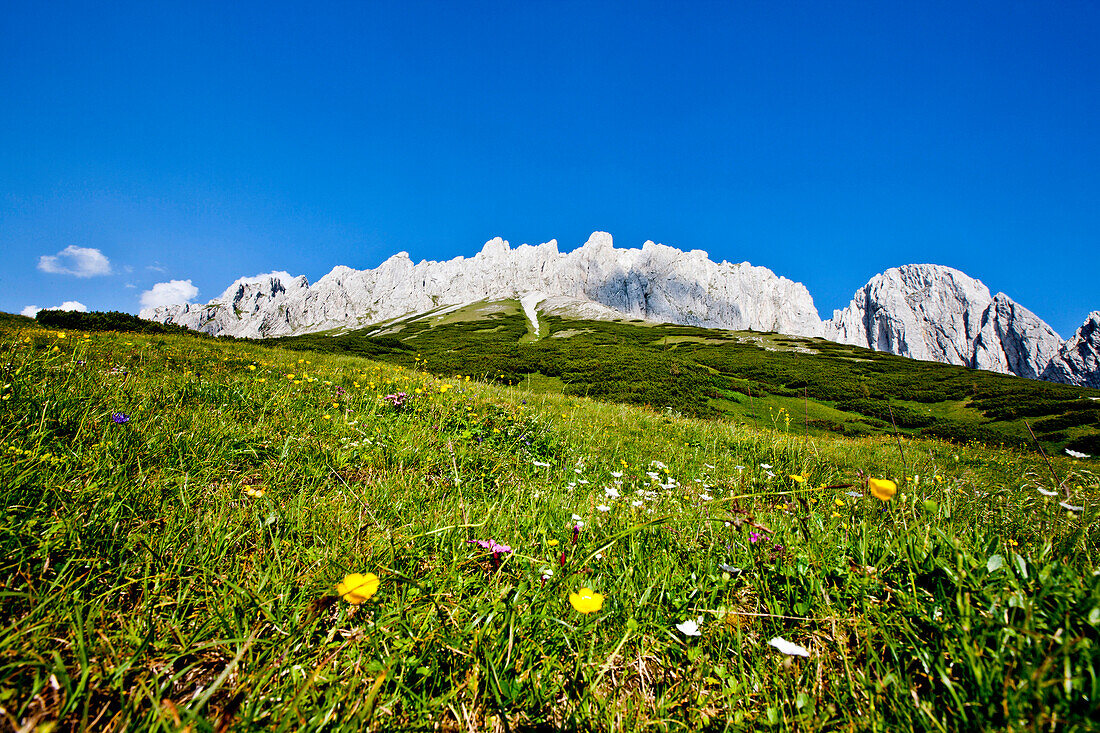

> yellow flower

[
  {"left": 547, "top": 539, "right": 559, "bottom": 547},
  {"left": 322, "top": 414, "right": 331, "bottom": 420},
  {"left": 248, "top": 365, "right": 256, "bottom": 371},
  {"left": 789, "top": 474, "right": 807, "bottom": 484},
  {"left": 337, "top": 573, "right": 380, "bottom": 604},
  {"left": 868, "top": 478, "right": 897, "bottom": 501},
  {"left": 835, "top": 497, "right": 845, "bottom": 507},
  {"left": 569, "top": 588, "right": 604, "bottom": 614}
]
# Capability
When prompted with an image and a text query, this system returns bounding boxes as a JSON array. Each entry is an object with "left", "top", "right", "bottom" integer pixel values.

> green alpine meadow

[{"left": 1, "top": 314, "right": 1097, "bottom": 731}]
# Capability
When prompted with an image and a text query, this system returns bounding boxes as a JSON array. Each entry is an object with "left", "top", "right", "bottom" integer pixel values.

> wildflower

[
  {"left": 768, "top": 637, "right": 810, "bottom": 657},
  {"left": 749, "top": 532, "right": 761, "bottom": 543},
  {"left": 547, "top": 539, "right": 559, "bottom": 547},
  {"left": 597, "top": 504, "right": 611, "bottom": 513},
  {"left": 718, "top": 563, "right": 741, "bottom": 575},
  {"left": 631, "top": 499, "right": 644, "bottom": 507},
  {"left": 569, "top": 588, "right": 604, "bottom": 614},
  {"left": 533, "top": 460, "right": 550, "bottom": 468},
  {"left": 835, "top": 498, "right": 846, "bottom": 507},
  {"left": 337, "top": 573, "right": 379, "bottom": 604},
  {"left": 789, "top": 474, "right": 807, "bottom": 484},
  {"left": 846, "top": 491, "right": 863, "bottom": 498},
  {"left": 604, "top": 487, "right": 620, "bottom": 499},
  {"left": 111, "top": 412, "right": 130, "bottom": 424},
  {"left": 676, "top": 618, "right": 703, "bottom": 636},
  {"left": 868, "top": 478, "right": 897, "bottom": 501},
  {"left": 1065, "top": 449, "right": 1090, "bottom": 459},
  {"left": 244, "top": 487, "right": 265, "bottom": 498},
  {"left": 610, "top": 471, "right": 623, "bottom": 478},
  {"left": 759, "top": 463, "right": 772, "bottom": 469},
  {"left": 700, "top": 493, "right": 713, "bottom": 501}
]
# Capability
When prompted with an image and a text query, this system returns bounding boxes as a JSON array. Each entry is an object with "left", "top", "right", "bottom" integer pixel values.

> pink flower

[{"left": 749, "top": 532, "right": 761, "bottom": 543}]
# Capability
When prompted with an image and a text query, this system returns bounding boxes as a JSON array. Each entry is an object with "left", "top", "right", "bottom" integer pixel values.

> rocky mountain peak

[
  {"left": 1042, "top": 311, "right": 1100, "bottom": 388},
  {"left": 824, "top": 264, "right": 1063, "bottom": 380}
]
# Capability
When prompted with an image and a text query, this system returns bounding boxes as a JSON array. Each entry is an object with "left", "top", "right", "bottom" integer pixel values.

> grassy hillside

[
  {"left": 272, "top": 302, "right": 1100, "bottom": 457},
  {"left": 1, "top": 319, "right": 1097, "bottom": 731}
]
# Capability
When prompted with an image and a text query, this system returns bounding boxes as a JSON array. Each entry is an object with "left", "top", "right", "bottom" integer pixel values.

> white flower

[
  {"left": 768, "top": 637, "right": 810, "bottom": 657},
  {"left": 571, "top": 513, "right": 583, "bottom": 521},
  {"left": 632, "top": 500, "right": 644, "bottom": 507},
  {"left": 575, "top": 468, "right": 584, "bottom": 474},
  {"left": 765, "top": 471, "right": 776, "bottom": 478},
  {"left": 604, "top": 487, "right": 620, "bottom": 499},
  {"left": 718, "top": 563, "right": 741, "bottom": 574},
  {"left": 846, "top": 491, "right": 863, "bottom": 498},
  {"left": 759, "top": 463, "right": 772, "bottom": 469},
  {"left": 578, "top": 479, "right": 590, "bottom": 485},
  {"left": 1060, "top": 501, "right": 1084, "bottom": 512},
  {"left": 1066, "top": 449, "right": 1091, "bottom": 459},
  {"left": 540, "top": 568, "right": 553, "bottom": 580},
  {"left": 704, "top": 464, "right": 715, "bottom": 469},
  {"left": 733, "top": 465, "right": 744, "bottom": 471},
  {"left": 597, "top": 504, "right": 611, "bottom": 513},
  {"left": 675, "top": 618, "right": 702, "bottom": 637},
  {"left": 1037, "top": 488, "right": 1058, "bottom": 497},
  {"left": 646, "top": 471, "right": 660, "bottom": 481},
  {"left": 650, "top": 460, "right": 667, "bottom": 470},
  {"left": 610, "top": 471, "right": 623, "bottom": 478},
  {"left": 700, "top": 493, "right": 713, "bottom": 501},
  {"left": 533, "top": 460, "right": 550, "bottom": 468}
]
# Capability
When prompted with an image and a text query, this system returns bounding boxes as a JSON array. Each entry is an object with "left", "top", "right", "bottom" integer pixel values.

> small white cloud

[
  {"left": 37, "top": 246, "right": 112, "bottom": 277},
  {"left": 146, "top": 263, "right": 167, "bottom": 273},
  {"left": 22, "top": 301, "right": 88, "bottom": 318},
  {"left": 141, "top": 280, "right": 198, "bottom": 310}
]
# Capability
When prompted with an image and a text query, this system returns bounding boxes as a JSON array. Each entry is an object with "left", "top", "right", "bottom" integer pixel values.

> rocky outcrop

[
  {"left": 824, "top": 265, "right": 1063, "bottom": 379},
  {"left": 141, "top": 232, "right": 824, "bottom": 338},
  {"left": 1041, "top": 312, "right": 1100, "bottom": 388}
]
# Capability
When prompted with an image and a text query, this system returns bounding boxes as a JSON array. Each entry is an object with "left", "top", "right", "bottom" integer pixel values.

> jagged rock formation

[
  {"left": 140, "top": 235, "right": 1098, "bottom": 386},
  {"left": 1041, "top": 312, "right": 1100, "bottom": 388},
  {"left": 824, "top": 265, "right": 1064, "bottom": 380},
  {"left": 140, "top": 232, "right": 824, "bottom": 338}
]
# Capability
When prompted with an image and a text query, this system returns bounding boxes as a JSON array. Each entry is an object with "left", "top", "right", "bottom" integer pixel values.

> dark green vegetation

[
  {"left": 272, "top": 302, "right": 1100, "bottom": 456},
  {"left": 35, "top": 308, "right": 218, "bottom": 337},
  {"left": 0, "top": 320, "right": 1097, "bottom": 731}
]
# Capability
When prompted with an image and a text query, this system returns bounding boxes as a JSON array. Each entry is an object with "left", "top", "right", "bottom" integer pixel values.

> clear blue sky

[{"left": 2, "top": 0, "right": 1097, "bottom": 336}]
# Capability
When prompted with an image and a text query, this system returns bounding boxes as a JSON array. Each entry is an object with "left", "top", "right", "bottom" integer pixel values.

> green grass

[
  {"left": 270, "top": 306, "right": 1100, "bottom": 456},
  {"left": 1, "top": 323, "right": 1098, "bottom": 731}
]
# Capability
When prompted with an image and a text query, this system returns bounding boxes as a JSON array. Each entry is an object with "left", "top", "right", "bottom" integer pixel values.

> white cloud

[
  {"left": 141, "top": 280, "right": 198, "bottom": 310},
  {"left": 21, "top": 301, "right": 88, "bottom": 318},
  {"left": 37, "top": 246, "right": 112, "bottom": 277}
]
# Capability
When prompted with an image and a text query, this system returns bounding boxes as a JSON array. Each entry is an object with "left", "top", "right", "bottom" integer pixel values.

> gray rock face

[
  {"left": 1041, "top": 312, "right": 1100, "bottom": 388},
  {"left": 824, "top": 264, "right": 1063, "bottom": 379},
  {"left": 973, "top": 294, "right": 1064, "bottom": 379},
  {"left": 140, "top": 232, "right": 825, "bottom": 338}
]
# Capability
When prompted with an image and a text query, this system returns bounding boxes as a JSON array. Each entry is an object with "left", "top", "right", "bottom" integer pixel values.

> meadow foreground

[{"left": 0, "top": 326, "right": 1097, "bottom": 731}]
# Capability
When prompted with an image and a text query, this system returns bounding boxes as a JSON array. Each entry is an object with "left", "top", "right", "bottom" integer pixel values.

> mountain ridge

[{"left": 141, "top": 232, "right": 1098, "bottom": 386}]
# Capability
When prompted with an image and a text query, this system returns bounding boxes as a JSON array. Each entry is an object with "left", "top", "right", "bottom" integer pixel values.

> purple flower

[
  {"left": 111, "top": 412, "right": 130, "bottom": 424},
  {"left": 749, "top": 532, "right": 761, "bottom": 543}
]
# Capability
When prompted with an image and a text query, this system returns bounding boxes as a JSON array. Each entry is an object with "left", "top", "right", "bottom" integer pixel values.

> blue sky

[{"left": 2, "top": 0, "right": 1097, "bottom": 336}]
